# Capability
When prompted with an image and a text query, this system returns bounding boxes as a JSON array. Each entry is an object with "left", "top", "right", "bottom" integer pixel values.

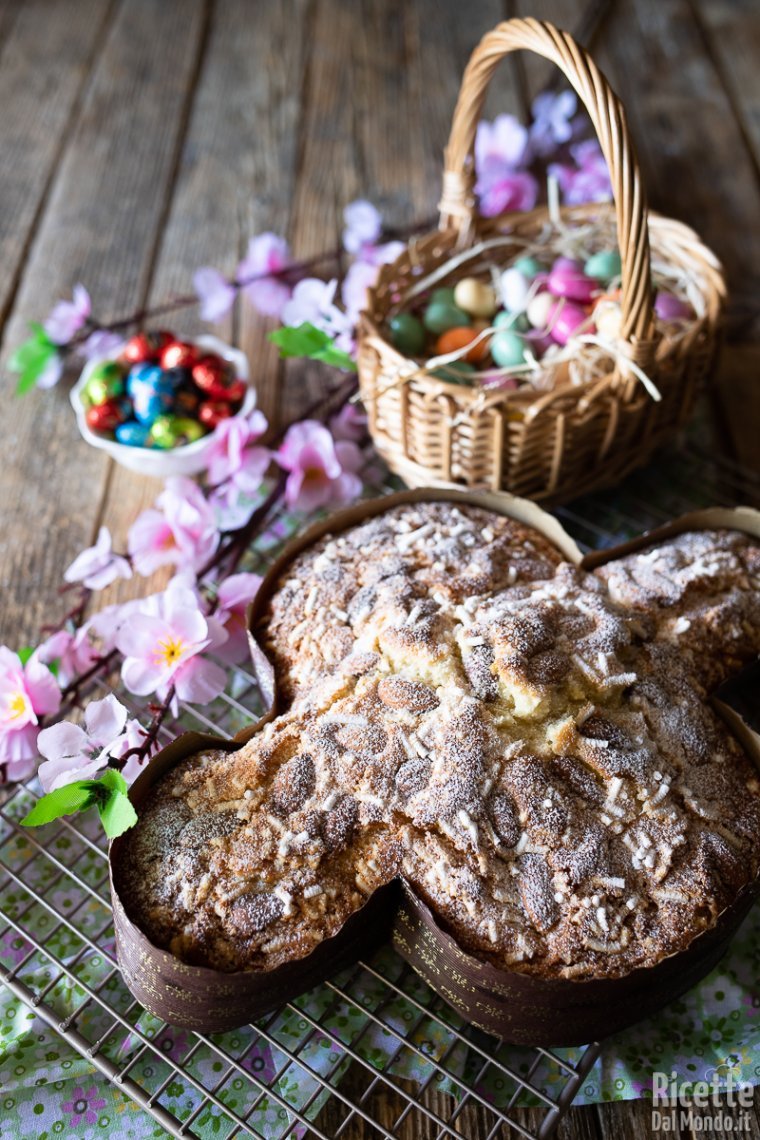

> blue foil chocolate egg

[{"left": 115, "top": 420, "right": 152, "bottom": 448}]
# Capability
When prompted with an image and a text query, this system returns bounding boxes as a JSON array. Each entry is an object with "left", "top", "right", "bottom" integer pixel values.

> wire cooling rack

[{"left": 1, "top": 439, "right": 758, "bottom": 1140}]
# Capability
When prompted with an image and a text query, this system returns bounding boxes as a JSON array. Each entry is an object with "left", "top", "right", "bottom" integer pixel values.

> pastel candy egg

[
  {"left": 494, "top": 310, "right": 530, "bottom": 332},
  {"left": 430, "top": 287, "right": 457, "bottom": 304},
  {"left": 549, "top": 300, "right": 592, "bottom": 345},
  {"left": 512, "top": 255, "right": 542, "bottom": 278},
  {"left": 548, "top": 258, "right": 597, "bottom": 304},
  {"left": 585, "top": 249, "right": 622, "bottom": 281},
  {"left": 115, "top": 421, "right": 152, "bottom": 448},
  {"left": 434, "top": 326, "right": 488, "bottom": 363},
  {"left": 526, "top": 291, "right": 556, "bottom": 331},
  {"left": 423, "top": 300, "right": 470, "bottom": 335},
  {"left": 654, "top": 292, "right": 693, "bottom": 321},
  {"left": 498, "top": 268, "right": 531, "bottom": 313},
  {"left": 594, "top": 300, "right": 623, "bottom": 340},
  {"left": 430, "top": 360, "right": 475, "bottom": 385},
  {"left": 453, "top": 277, "right": 497, "bottom": 318},
  {"left": 389, "top": 313, "right": 426, "bottom": 355},
  {"left": 490, "top": 330, "right": 527, "bottom": 369}
]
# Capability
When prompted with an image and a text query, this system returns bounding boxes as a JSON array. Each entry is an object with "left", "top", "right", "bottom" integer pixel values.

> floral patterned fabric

[{"left": 1, "top": 900, "right": 759, "bottom": 1137}]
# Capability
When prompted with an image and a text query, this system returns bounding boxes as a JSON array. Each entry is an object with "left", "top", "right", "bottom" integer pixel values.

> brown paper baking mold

[{"left": 109, "top": 489, "right": 760, "bottom": 1042}]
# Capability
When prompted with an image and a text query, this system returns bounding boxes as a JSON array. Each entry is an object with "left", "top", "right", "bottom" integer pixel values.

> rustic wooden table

[{"left": 0, "top": 1, "right": 758, "bottom": 1137}]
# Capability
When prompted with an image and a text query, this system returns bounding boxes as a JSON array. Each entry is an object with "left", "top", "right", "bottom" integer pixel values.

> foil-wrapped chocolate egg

[{"left": 159, "top": 340, "right": 199, "bottom": 370}]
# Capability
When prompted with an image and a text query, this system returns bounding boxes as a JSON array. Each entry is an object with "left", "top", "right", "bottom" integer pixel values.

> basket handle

[{"left": 439, "top": 18, "right": 653, "bottom": 343}]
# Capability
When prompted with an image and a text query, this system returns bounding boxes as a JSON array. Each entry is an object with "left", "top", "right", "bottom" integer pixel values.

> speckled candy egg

[
  {"left": 430, "top": 360, "right": 476, "bottom": 385},
  {"left": 547, "top": 257, "right": 597, "bottom": 304},
  {"left": 490, "top": 330, "right": 528, "bottom": 369},
  {"left": 549, "top": 300, "right": 592, "bottom": 345},
  {"left": 526, "top": 291, "right": 556, "bottom": 331},
  {"left": 585, "top": 249, "right": 622, "bottom": 282},
  {"left": 654, "top": 292, "right": 693, "bottom": 321},
  {"left": 423, "top": 299, "right": 470, "bottom": 336},
  {"left": 498, "top": 267, "right": 531, "bottom": 314},
  {"left": 512, "top": 255, "right": 543, "bottom": 278},
  {"left": 388, "top": 313, "right": 426, "bottom": 355},
  {"left": 453, "top": 277, "right": 497, "bottom": 319},
  {"left": 494, "top": 310, "right": 530, "bottom": 333}
]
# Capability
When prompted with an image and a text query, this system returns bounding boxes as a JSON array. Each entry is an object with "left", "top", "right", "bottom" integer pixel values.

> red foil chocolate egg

[
  {"left": 123, "top": 330, "right": 173, "bottom": 365},
  {"left": 192, "top": 355, "right": 245, "bottom": 401},
  {"left": 86, "top": 398, "right": 127, "bottom": 433},
  {"left": 160, "top": 340, "right": 199, "bottom": 370},
  {"left": 199, "top": 400, "right": 234, "bottom": 428}
]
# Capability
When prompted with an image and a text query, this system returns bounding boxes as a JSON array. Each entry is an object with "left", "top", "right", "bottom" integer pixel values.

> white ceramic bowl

[{"left": 70, "top": 335, "right": 255, "bottom": 478}]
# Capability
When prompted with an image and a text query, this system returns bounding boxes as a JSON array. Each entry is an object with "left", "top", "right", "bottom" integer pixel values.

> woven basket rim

[{"left": 359, "top": 203, "right": 724, "bottom": 408}]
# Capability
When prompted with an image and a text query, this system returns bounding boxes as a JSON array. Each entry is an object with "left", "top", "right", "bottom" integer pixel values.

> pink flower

[
  {"left": 64, "top": 526, "right": 132, "bottom": 591},
  {"left": 360, "top": 240, "right": 405, "bottom": 267},
  {"left": 474, "top": 113, "right": 538, "bottom": 218},
  {"left": 476, "top": 166, "right": 539, "bottom": 218},
  {"left": 36, "top": 354, "right": 64, "bottom": 390},
  {"left": 342, "top": 200, "right": 382, "bottom": 254},
  {"left": 116, "top": 581, "right": 228, "bottom": 710},
  {"left": 549, "top": 140, "right": 611, "bottom": 205},
  {"left": 0, "top": 648, "right": 61, "bottom": 780},
  {"left": 215, "top": 572, "right": 263, "bottom": 664},
  {"left": 528, "top": 90, "right": 578, "bottom": 155},
  {"left": 37, "top": 626, "right": 99, "bottom": 688},
  {"left": 205, "top": 409, "right": 270, "bottom": 490},
  {"left": 276, "top": 420, "right": 363, "bottom": 512},
  {"left": 193, "top": 266, "right": 236, "bottom": 322},
  {"left": 237, "top": 233, "right": 292, "bottom": 318},
  {"left": 36, "top": 694, "right": 134, "bottom": 792},
  {"left": 79, "top": 329, "right": 125, "bottom": 360},
  {"left": 61, "top": 1085, "right": 107, "bottom": 1128},
  {"left": 475, "top": 114, "right": 528, "bottom": 172},
  {"left": 87, "top": 600, "right": 141, "bottom": 653},
  {"left": 329, "top": 402, "right": 367, "bottom": 443},
  {"left": 341, "top": 260, "right": 379, "bottom": 324},
  {"left": 44, "top": 284, "right": 91, "bottom": 346},
  {"left": 280, "top": 278, "right": 354, "bottom": 345},
  {"left": 109, "top": 716, "right": 160, "bottom": 785},
  {"left": 128, "top": 477, "right": 220, "bottom": 576}
]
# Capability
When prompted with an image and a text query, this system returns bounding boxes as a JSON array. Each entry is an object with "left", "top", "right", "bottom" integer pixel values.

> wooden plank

[
  {"left": 588, "top": 0, "right": 760, "bottom": 472},
  {"left": 100, "top": 0, "right": 308, "bottom": 603},
  {"left": 591, "top": 0, "right": 760, "bottom": 328},
  {"left": 509, "top": 0, "right": 609, "bottom": 112},
  {"left": 0, "top": 0, "right": 115, "bottom": 326},
  {"left": 691, "top": 0, "right": 760, "bottom": 179},
  {"left": 280, "top": 0, "right": 518, "bottom": 423},
  {"left": 0, "top": 0, "right": 208, "bottom": 645},
  {"left": 597, "top": 1087, "right": 760, "bottom": 1140}
]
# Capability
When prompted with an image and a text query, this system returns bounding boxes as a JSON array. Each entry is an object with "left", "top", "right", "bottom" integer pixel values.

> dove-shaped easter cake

[{"left": 110, "top": 491, "right": 760, "bottom": 1042}]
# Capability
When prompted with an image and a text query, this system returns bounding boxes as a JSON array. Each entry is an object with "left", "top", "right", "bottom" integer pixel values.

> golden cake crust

[{"left": 117, "top": 504, "right": 760, "bottom": 979}]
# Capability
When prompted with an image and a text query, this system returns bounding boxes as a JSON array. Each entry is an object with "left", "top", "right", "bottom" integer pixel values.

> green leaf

[
  {"left": 97, "top": 790, "right": 138, "bottom": 838},
  {"left": 16, "top": 645, "right": 59, "bottom": 676},
  {"left": 9, "top": 323, "right": 58, "bottom": 395},
  {"left": 268, "top": 322, "right": 356, "bottom": 371},
  {"left": 98, "top": 767, "right": 129, "bottom": 796},
  {"left": 21, "top": 781, "right": 96, "bottom": 827}
]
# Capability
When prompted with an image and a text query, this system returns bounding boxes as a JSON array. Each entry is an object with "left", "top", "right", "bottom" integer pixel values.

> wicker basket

[{"left": 357, "top": 18, "right": 726, "bottom": 503}]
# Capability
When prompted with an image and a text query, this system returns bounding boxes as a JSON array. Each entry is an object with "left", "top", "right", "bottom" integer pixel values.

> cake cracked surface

[{"left": 116, "top": 503, "right": 760, "bottom": 979}]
